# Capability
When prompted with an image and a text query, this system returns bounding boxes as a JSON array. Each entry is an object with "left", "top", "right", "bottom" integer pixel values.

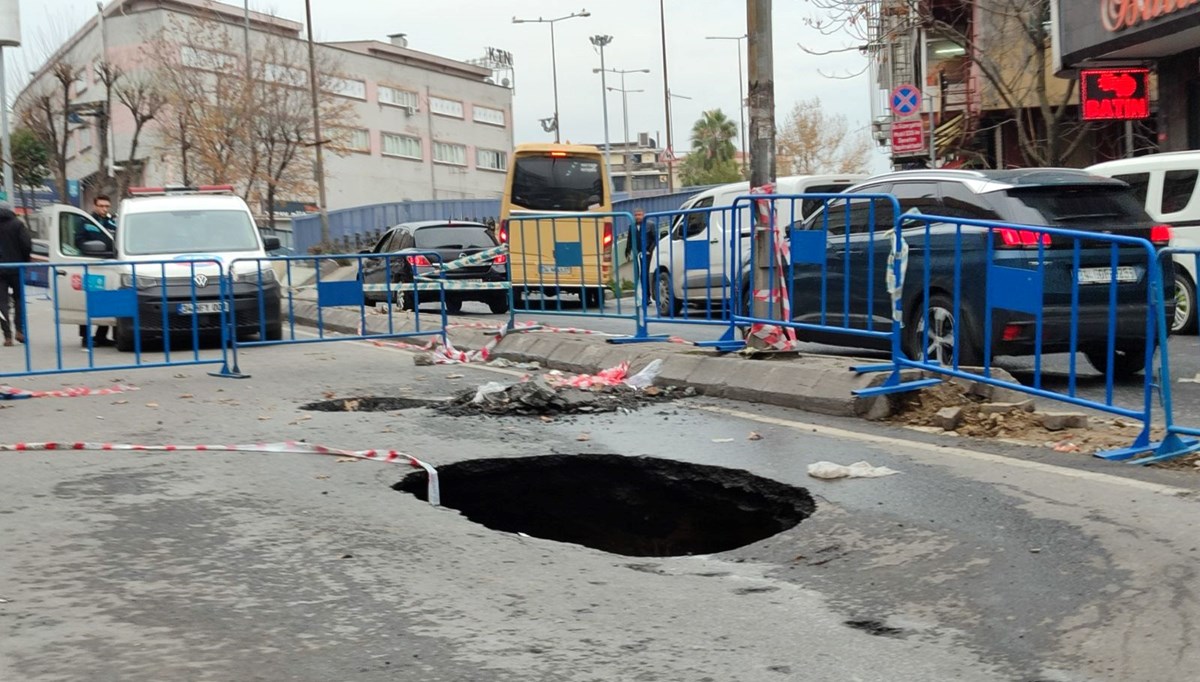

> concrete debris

[
  {"left": 933, "top": 406, "right": 964, "bottom": 431},
  {"left": 489, "top": 358, "right": 541, "bottom": 371},
  {"left": 807, "top": 461, "right": 900, "bottom": 480},
  {"left": 1040, "top": 412, "right": 1089, "bottom": 432},
  {"left": 438, "top": 379, "right": 696, "bottom": 417},
  {"left": 979, "top": 399, "right": 1036, "bottom": 415}
]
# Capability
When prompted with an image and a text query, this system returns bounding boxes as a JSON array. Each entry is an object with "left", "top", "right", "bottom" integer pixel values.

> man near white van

[
  {"left": 80, "top": 194, "right": 116, "bottom": 347},
  {"left": 0, "top": 200, "right": 32, "bottom": 346}
]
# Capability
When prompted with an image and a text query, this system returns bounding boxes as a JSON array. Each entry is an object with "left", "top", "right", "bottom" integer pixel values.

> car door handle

[
  {"left": 709, "top": 239, "right": 720, "bottom": 244},
  {"left": 56, "top": 270, "right": 67, "bottom": 277}
]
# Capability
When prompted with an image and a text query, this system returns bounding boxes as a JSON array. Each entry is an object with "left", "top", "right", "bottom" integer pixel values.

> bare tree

[
  {"left": 114, "top": 73, "right": 167, "bottom": 196},
  {"left": 93, "top": 60, "right": 123, "bottom": 191},
  {"left": 777, "top": 97, "right": 872, "bottom": 174},
  {"left": 17, "top": 61, "right": 79, "bottom": 199},
  {"left": 803, "top": 0, "right": 1089, "bottom": 166}
]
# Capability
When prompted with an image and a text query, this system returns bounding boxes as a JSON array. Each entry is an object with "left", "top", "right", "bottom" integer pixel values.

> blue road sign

[{"left": 890, "top": 84, "right": 921, "bottom": 118}]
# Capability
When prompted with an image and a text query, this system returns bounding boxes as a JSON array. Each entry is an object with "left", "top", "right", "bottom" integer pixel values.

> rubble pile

[{"left": 437, "top": 379, "right": 695, "bottom": 417}]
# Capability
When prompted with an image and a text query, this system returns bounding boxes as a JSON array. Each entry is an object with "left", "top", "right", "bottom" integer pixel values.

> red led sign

[{"left": 1080, "top": 68, "right": 1150, "bottom": 120}]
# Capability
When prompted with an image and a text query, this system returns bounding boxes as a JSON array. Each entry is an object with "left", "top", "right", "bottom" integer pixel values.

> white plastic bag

[
  {"left": 472, "top": 381, "right": 510, "bottom": 404},
  {"left": 807, "top": 461, "right": 899, "bottom": 480},
  {"left": 624, "top": 359, "right": 664, "bottom": 390}
]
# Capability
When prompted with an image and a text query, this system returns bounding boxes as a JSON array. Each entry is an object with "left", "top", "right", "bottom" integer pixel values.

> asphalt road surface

[{"left": 2, "top": 324, "right": 1199, "bottom": 681}]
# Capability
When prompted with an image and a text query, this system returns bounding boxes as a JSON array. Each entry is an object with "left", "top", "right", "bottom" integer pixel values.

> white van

[
  {"left": 649, "top": 174, "right": 866, "bottom": 316},
  {"left": 36, "top": 186, "right": 282, "bottom": 351},
  {"left": 1088, "top": 151, "right": 1200, "bottom": 334}
]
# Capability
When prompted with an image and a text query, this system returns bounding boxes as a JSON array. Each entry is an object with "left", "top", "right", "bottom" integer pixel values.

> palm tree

[{"left": 690, "top": 109, "right": 738, "bottom": 163}]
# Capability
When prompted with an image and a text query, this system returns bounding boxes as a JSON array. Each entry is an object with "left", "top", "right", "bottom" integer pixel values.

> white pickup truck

[{"left": 29, "top": 186, "right": 282, "bottom": 351}]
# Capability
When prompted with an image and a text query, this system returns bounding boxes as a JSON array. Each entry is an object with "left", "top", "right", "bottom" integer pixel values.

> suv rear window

[
  {"left": 996, "top": 185, "right": 1150, "bottom": 227},
  {"left": 414, "top": 226, "right": 495, "bottom": 249},
  {"left": 800, "top": 184, "right": 851, "bottom": 220},
  {"left": 510, "top": 155, "right": 605, "bottom": 211}
]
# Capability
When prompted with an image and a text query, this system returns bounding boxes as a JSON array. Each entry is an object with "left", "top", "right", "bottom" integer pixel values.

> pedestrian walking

[{"left": 0, "top": 200, "right": 32, "bottom": 347}]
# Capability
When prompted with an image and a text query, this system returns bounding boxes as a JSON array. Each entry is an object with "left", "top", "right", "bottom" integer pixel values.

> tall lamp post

[
  {"left": 657, "top": 0, "right": 676, "bottom": 191},
  {"left": 513, "top": 9, "right": 591, "bottom": 143},
  {"left": 607, "top": 84, "right": 644, "bottom": 194},
  {"left": 303, "top": 0, "right": 329, "bottom": 244},
  {"left": 596, "top": 67, "right": 649, "bottom": 193},
  {"left": 705, "top": 34, "right": 747, "bottom": 175},
  {"left": 589, "top": 34, "right": 613, "bottom": 171},
  {"left": 1, "top": 0, "right": 20, "bottom": 206}
]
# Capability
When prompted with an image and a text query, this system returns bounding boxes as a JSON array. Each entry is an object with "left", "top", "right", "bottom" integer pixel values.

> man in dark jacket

[{"left": 0, "top": 200, "right": 32, "bottom": 346}]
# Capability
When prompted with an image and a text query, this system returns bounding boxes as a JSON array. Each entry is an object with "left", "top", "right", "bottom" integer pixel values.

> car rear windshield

[
  {"left": 998, "top": 185, "right": 1151, "bottom": 227},
  {"left": 122, "top": 209, "right": 260, "bottom": 255},
  {"left": 414, "top": 226, "right": 495, "bottom": 250},
  {"left": 510, "top": 155, "right": 605, "bottom": 211}
]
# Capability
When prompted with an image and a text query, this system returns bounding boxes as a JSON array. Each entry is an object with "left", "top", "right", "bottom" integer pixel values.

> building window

[
  {"left": 330, "top": 127, "right": 370, "bottom": 153},
  {"left": 433, "top": 141, "right": 467, "bottom": 165},
  {"left": 379, "top": 85, "right": 419, "bottom": 110},
  {"left": 264, "top": 63, "right": 307, "bottom": 87},
  {"left": 473, "top": 106, "right": 505, "bottom": 127},
  {"left": 181, "top": 45, "right": 237, "bottom": 71},
  {"left": 324, "top": 77, "right": 367, "bottom": 100},
  {"left": 476, "top": 148, "right": 507, "bottom": 171},
  {"left": 430, "top": 96, "right": 464, "bottom": 118},
  {"left": 382, "top": 133, "right": 422, "bottom": 159}
]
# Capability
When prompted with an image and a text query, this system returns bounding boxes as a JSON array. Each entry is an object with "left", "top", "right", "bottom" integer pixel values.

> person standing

[
  {"left": 81, "top": 194, "right": 117, "bottom": 347},
  {"left": 0, "top": 200, "right": 32, "bottom": 347}
]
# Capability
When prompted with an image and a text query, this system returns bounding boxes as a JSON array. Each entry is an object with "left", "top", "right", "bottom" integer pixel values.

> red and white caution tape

[
  {"left": 0, "top": 440, "right": 441, "bottom": 505},
  {"left": 544, "top": 361, "right": 631, "bottom": 389},
  {"left": 1, "top": 384, "right": 140, "bottom": 400},
  {"left": 746, "top": 184, "right": 802, "bottom": 352}
]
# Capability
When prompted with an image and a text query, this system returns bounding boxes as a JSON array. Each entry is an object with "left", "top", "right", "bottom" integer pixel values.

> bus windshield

[{"left": 510, "top": 155, "right": 605, "bottom": 211}]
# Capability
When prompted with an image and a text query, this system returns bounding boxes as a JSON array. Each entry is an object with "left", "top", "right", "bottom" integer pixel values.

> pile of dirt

[
  {"left": 890, "top": 381, "right": 1188, "bottom": 465},
  {"left": 437, "top": 379, "right": 695, "bottom": 418}
]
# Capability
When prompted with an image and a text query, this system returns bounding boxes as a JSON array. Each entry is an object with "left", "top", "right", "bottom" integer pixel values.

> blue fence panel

[
  {"left": 292, "top": 199, "right": 504, "bottom": 255},
  {"left": 0, "top": 259, "right": 236, "bottom": 381}
]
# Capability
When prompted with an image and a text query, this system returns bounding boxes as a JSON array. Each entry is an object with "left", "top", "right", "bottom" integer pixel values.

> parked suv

[{"left": 791, "top": 169, "right": 1173, "bottom": 377}]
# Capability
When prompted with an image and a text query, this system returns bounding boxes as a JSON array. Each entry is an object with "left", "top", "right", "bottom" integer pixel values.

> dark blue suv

[{"left": 790, "top": 169, "right": 1173, "bottom": 377}]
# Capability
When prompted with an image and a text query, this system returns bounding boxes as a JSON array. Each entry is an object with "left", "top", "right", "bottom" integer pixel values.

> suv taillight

[
  {"left": 1151, "top": 224, "right": 1172, "bottom": 245},
  {"left": 996, "top": 227, "right": 1051, "bottom": 248}
]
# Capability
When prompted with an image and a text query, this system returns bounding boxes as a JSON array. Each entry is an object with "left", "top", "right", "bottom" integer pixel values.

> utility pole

[
  {"left": 706, "top": 34, "right": 747, "bottom": 176},
  {"left": 0, "top": 0, "right": 17, "bottom": 207},
  {"left": 589, "top": 35, "right": 613, "bottom": 174},
  {"left": 747, "top": 0, "right": 775, "bottom": 330},
  {"left": 303, "top": 0, "right": 330, "bottom": 244},
  {"left": 658, "top": 0, "right": 674, "bottom": 192}
]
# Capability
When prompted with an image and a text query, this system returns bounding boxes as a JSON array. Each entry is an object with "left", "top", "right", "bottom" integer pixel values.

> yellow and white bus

[{"left": 498, "top": 143, "right": 614, "bottom": 308}]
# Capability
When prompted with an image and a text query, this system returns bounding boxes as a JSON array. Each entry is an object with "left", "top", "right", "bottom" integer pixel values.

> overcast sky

[{"left": 5, "top": 0, "right": 889, "bottom": 171}]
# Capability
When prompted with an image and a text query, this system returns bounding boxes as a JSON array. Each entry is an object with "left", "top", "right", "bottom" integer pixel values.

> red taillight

[
  {"left": 407, "top": 255, "right": 431, "bottom": 266},
  {"left": 493, "top": 254, "right": 508, "bottom": 265},
  {"left": 1151, "top": 224, "right": 1172, "bottom": 245},
  {"left": 1002, "top": 323, "right": 1023, "bottom": 341},
  {"left": 996, "top": 228, "right": 1051, "bottom": 248},
  {"left": 498, "top": 220, "right": 509, "bottom": 243},
  {"left": 602, "top": 221, "right": 613, "bottom": 247}
]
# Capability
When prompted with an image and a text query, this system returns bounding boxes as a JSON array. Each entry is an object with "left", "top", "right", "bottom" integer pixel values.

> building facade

[
  {"left": 1054, "top": 0, "right": 1200, "bottom": 153},
  {"left": 14, "top": 0, "right": 514, "bottom": 214}
]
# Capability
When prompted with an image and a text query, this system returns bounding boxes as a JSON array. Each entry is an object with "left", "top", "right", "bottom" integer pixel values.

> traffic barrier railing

[
  {"left": 223, "top": 252, "right": 451, "bottom": 376},
  {"left": 1123, "top": 246, "right": 1200, "bottom": 464},
  {"left": 885, "top": 214, "right": 1165, "bottom": 458},
  {"left": 502, "top": 211, "right": 647, "bottom": 342},
  {"left": 0, "top": 258, "right": 237, "bottom": 379}
]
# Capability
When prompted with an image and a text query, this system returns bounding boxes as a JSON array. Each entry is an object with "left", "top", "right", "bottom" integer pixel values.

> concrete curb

[{"left": 283, "top": 302, "right": 900, "bottom": 418}]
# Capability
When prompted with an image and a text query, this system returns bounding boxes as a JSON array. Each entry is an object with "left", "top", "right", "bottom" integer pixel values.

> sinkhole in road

[
  {"left": 301, "top": 397, "right": 437, "bottom": 412},
  {"left": 394, "top": 454, "right": 815, "bottom": 557}
]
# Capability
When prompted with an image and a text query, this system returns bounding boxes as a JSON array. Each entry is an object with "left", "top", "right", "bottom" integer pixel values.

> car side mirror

[
  {"left": 358, "top": 249, "right": 372, "bottom": 255},
  {"left": 81, "top": 240, "right": 114, "bottom": 257},
  {"left": 263, "top": 236, "right": 282, "bottom": 251}
]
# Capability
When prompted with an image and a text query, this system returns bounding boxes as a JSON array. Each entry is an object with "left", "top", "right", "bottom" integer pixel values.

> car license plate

[
  {"left": 1077, "top": 267, "right": 1138, "bottom": 284},
  {"left": 177, "top": 302, "right": 228, "bottom": 315},
  {"left": 539, "top": 265, "right": 576, "bottom": 275}
]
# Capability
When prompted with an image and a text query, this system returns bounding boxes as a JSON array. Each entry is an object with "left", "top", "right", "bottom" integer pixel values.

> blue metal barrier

[
  {"left": 0, "top": 259, "right": 238, "bottom": 380},
  {"left": 504, "top": 211, "right": 651, "bottom": 340},
  {"left": 884, "top": 214, "right": 1164, "bottom": 457},
  {"left": 223, "top": 252, "right": 451, "bottom": 376}
]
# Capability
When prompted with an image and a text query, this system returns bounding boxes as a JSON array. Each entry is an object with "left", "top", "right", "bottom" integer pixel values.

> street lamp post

[
  {"left": 303, "top": 0, "right": 330, "bottom": 244},
  {"left": 706, "top": 34, "right": 747, "bottom": 175},
  {"left": 513, "top": 9, "right": 591, "bottom": 143},
  {"left": 607, "top": 84, "right": 644, "bottom": 194},
  {"left": 668, "top": 89, "right": 691, "bottom": 164},
  {"left": 589, "top": 35, "right": 613, "bottom": 172},
  {"left": 658, "top": 0, "right": 674, "bottom": 191},
  {"left": 596, "top": 67, "right": 649, "bottom": 194}
]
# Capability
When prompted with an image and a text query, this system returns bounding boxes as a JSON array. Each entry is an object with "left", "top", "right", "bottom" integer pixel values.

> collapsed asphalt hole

[
  {"left": 394, "top": 454, "right": 815, "bottom": 557},
  {"left": 844, "top": 619, "right": 906, "bottom": 638},
  {"left": 436, "top": 380, "right": 696, "bottom": 418},
  {"left": 301, "top": 397, "right": 437, "bottom": 412}
]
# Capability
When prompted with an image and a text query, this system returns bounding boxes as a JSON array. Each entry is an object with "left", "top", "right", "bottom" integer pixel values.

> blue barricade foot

[
  {"left": 608, "top": 335, "right": 671, "bottom": 345},
  {"left": 209, "top": 367, "right": 251, "bottom": 380},
  {"left": 852, "top": 363, "right": 895, "bottom": 375},
  {"left": 852, "top": 377, "right": 942, "bottom": 398},
  {"left": 1124, "top": 433, "right": 1200, "bottom": 465},
  {"left": 695, "top": 339, "right": 746, "bottom": 352}
]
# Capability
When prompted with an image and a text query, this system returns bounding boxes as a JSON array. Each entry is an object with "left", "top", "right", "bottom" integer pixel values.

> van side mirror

[
  {"left": 81, "top": 240, "right": 114, "bottom": 257},
  {"left": 263, "top": 236, "right": 282, "bottom": 251}
]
